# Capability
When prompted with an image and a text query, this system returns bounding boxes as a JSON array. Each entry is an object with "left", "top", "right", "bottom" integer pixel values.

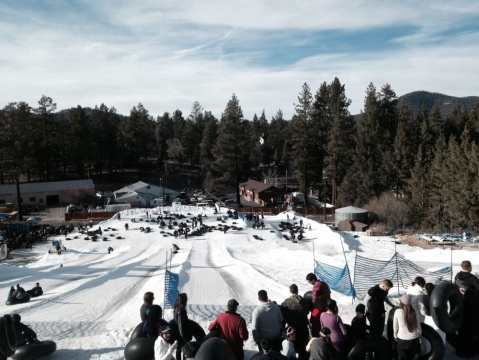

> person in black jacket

[
  {"left": 350, "top": 304, "right": 367, "bottom": 344},
  {"left": 454, "top": 260, "right": 479, "bottom": 357},
  {"left": 12, "top": 314, "right": 38, "bottom": 346},
  {"left": 455, "top": 260, "right": 479, "bottom": 295},
  {"left": 366, "top": 279, "right": 393, "bottom": 338},
  {"left": 140, "top": 292, "right": 154, "bottom": 322}
]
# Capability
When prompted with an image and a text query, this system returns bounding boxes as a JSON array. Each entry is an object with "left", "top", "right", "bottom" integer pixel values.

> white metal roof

[{"left": 335, "top": 206, "right": 368, "bottom": 214}]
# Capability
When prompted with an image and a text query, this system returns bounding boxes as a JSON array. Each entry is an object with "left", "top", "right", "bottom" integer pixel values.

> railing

[{"left": 65, "top": 212, "right": 116, "bottom": 221}]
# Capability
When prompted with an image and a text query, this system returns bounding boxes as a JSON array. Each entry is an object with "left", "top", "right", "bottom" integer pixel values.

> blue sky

[{"left": 1, "top": 1, "right": 479, "bottom": 117}]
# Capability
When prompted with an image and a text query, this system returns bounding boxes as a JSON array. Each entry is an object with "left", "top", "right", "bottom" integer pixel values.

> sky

[{"left": 1, "top": 0, "right": 479, "bottom": 118}]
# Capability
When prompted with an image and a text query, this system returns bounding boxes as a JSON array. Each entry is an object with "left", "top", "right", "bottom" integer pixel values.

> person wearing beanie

[
  {"left": 154, "top": 325, "right": 178, "bottom": 360},
  {"left": 208, "top": 298, "right": 249, "bottom": 360},
  {"left": 406, "top": 276, "right": 427, "bottom": 323},
  {"left": 393, "top": 294, "right": 421, "bottom": 360}
]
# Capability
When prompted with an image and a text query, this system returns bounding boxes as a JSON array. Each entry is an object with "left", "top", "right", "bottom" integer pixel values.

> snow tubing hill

[
  {"left": 0, "top": 315, "right": 56, "bottom": 360},
  {"left": 430, "top": 281, "right": 463, "bottom": 335},
  {"left": 194, "top": 337, "right": 236, "bottom": 360},
  {"left": 124, "top": 337, "right": 154, "bottom": 360},
  {"left": 387, "top": 308, "right": 445, "bottom": 360}
]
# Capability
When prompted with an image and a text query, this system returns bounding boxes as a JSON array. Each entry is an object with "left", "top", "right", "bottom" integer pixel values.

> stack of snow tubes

[{"left": 0, "top": 315, "right": 56, "bottom": 360}]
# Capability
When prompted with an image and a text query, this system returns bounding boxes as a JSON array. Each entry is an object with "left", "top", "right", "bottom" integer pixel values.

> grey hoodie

[{"left": 252, "top": 301, "right": 284, "bottom": 339}]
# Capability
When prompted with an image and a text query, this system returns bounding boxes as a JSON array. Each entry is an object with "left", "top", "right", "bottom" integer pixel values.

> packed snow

[{"left": 1, "top": 205, "right": 479, "bottom": 359}]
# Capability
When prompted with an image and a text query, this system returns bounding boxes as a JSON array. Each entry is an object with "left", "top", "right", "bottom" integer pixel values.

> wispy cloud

[{"left": 0, "top": 1, "right": 478, "bottom": 117}]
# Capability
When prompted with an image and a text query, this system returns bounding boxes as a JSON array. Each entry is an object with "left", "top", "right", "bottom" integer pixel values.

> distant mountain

[{"left": 398, "top": 91, "right": 479, "bottom": 117}]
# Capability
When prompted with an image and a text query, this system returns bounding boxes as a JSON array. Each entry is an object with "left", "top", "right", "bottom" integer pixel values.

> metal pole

[
  {"left": 312, "top": 237, "right": 316, "bottom": 272},
  {"left": 450, "top": 245, "right": 453, "bottom": 283},
  {"left": 395, "top": 240, "right": 400, "bottom": 296}
]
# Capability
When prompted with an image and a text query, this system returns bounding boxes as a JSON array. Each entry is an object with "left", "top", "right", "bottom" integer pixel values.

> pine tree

[
  {"left": 426, "top": 135, "right": 449, "bottom": 230},
  {"left": 211, "top": 94, "right": 251, "bottom": 204},
  {"left": 325, "top": 78, "right": 354, "bottom": 205},
  {"left": 348, "top": 83, "right": 383, "bottom": 206},
  {"left": 291, "top": 83, "right": 314, "bottom": 206}
]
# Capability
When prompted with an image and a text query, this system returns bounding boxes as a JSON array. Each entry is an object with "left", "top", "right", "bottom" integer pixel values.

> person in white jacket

[
  {"left": 406, "top": 276, "right": 428, "bottom": 323},
  {"left": 393, "top": 294, "right": 422, "bottom": 360},
  {"left": 154, "top": 325, "right": 178, "bottom": 360}
]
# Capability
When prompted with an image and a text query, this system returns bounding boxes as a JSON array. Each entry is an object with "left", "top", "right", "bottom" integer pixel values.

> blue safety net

[
  {"left": 164, "top": 270, "right": 179, "bottom": 308},
  {"left": 315, "top": 260, "right": 356, "bottom": 298}
]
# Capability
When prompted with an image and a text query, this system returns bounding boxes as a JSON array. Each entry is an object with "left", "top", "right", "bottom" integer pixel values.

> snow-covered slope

[{"left": 1, "top": 206, "right": 478, "bottom": 359}]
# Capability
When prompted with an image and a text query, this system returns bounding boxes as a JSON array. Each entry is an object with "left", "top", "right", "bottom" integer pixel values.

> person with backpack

[
  {"left": 252, "top": 290, "right": 284, "bottom": 353},
  {"left": 281, "top": 284, "right": 309, "bottom": 360},
  {"left": 208, "top": 299, "right": 249, "bottom": 360},
  {"left": 393, "top": 295, "right": 421, "bottom": 360}
]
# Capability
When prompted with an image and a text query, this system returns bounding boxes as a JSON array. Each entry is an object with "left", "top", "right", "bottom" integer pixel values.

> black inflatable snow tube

[
  {"left": 194, "top": 337, "right": 236, "bottom": 360},
  {"left": 6, "top": 294, "right": 31, "bottom": 306},
  {"left": 129, "top": 323, "right": 144, "bottom": 341},
  {"left": 430, "top": 281, "right": 463, "bottom": 334},
  {"left": 386, "top": 308, "right": 445, "bottom": 360},
  {"left": 124, "top": 337, "right": 154, "bottom": 360},
  {"left": 189, "top": 320, "right": 206, "bottom": 342},
  {"left": 419, "top": 323, "right": 445, "bottom": 360},
  {"left": 347, "top": 337, "right": 391, "bottom": 360},
  {"left": 9, "top": 341, "right": 57, "bottom": 360}
]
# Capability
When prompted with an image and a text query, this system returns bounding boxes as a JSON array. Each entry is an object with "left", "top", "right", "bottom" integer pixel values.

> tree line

[{"left": 1, "top": 79, "right": 479, "bottom": 231}]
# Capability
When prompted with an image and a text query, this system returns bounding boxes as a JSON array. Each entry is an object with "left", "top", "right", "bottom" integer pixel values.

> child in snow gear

[
  {"left": 140, "top": 292, "right": 154, "bottom": 322},
  {"left": 154, "top": 326, "right": 177, "bottom": 360},
  {"left": 349, "top": 304, "right": 367, "bottom": 345}
]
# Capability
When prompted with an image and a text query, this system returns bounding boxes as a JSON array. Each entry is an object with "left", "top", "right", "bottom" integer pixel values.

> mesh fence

[{"left": 353, "top": 252, "right": 451, "bottom": 299}]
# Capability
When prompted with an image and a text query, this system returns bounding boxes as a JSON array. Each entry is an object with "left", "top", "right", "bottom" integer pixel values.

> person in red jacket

[
  {"left": 306, "top": 273, "right": 331, "bottom": 336},
  {"left": 208, "top": 298, "right": 249, "bottom": 360}
]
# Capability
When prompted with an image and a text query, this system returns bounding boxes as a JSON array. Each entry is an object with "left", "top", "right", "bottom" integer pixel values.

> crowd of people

[{"left": 133, "top": 259, "right": 479, "bottom": 360}]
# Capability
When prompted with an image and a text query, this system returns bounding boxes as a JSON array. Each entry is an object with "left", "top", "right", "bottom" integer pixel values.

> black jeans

[
  {"left": 396, "top": 338, "right": 420, "bottom": 360},
  {"left": 366, "top": 313, "right": 385, "bottom": 338}
]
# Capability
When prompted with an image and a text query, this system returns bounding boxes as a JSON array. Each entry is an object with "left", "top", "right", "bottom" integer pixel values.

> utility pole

[{"left": 15, "top": 175, "right": 23, "bottom": 221}]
